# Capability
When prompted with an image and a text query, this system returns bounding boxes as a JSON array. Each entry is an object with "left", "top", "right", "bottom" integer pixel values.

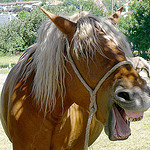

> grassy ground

[
  {"left": 0, "top": 55, "right": 20, "bottom": 69},
  {"left": 0, "top": 122, "right": 12, "bottom": 150}
]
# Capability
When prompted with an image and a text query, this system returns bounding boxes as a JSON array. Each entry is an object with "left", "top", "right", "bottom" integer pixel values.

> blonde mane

[{"left": 11, "top": 12, "right": 132, "bottom": 114}]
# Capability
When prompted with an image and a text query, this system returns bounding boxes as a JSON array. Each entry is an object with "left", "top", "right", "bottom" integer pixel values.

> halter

[{"left": 67, "top": 48, "right": 132, "bottom": 150}]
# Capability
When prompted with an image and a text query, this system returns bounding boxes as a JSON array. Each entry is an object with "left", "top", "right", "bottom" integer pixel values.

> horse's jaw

[
  {"left": 105, "top": 104, "right": 144, "bottom": 141},
  {"left": 104, "top": 104, "right": 130, "bottom": 141},
  {"left": 104, "top": 86, "right": 150, "bottom": 141}
]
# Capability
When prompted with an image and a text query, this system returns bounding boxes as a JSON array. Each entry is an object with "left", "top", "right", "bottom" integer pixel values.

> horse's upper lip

[{"left": 114, "top": 87, "right": 150, "bottom": 111}]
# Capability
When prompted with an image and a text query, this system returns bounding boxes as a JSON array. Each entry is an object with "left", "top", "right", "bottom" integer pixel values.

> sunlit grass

[{"left": 0, "top": 55, "right": 20, "bottom": 68}]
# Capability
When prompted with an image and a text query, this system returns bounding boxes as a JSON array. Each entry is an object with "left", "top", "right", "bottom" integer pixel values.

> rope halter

[{"left": 67, "top": 47, "right": 132, "bottom": 150}]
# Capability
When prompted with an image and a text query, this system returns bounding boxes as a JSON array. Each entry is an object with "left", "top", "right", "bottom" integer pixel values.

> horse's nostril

[{"left": 117, "top": 92, "right": 131, "bottom": 101}]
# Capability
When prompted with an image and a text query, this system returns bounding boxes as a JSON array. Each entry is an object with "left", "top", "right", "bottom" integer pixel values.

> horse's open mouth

[{"left": 106, "top": 103, "right": 144, "bottom": 141}]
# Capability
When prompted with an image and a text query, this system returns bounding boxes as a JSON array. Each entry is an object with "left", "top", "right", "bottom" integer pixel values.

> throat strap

[
  {"left": 84, "top": 61, "right": 132, "bottom": 150},
  {"left": 67, "top": 49, "right": 132, "bottom": 149}
]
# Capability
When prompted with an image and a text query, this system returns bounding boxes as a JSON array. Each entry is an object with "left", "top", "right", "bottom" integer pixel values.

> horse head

[{"left": 40, "top": 7, "right": 150, "bottom": 142}]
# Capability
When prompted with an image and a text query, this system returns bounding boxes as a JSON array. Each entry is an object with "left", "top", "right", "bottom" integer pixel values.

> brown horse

[
  {"left": 127, "top": 56, "right": 150, "bottom": 78},
  {"left": 1, "top": 7, "right": 150, "bottom": 150}
]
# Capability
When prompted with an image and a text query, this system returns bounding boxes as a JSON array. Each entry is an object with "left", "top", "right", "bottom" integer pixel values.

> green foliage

[
  {"left": 119, "top": 0, "right": 150, "bottom": 59},
  {"left": 0, "top": 1, "right": 105, "bottom": 54},
  {"left": 113, "top": 1, "right": 124, "bottom": 12},
  {"left": 61, "top": 0, "right": 105, "bottom": 16},
  {"left": 102, "top": 0, "right": 111, "bottom": 13},
  {"left": 0, "top": 20, "right": 25, "bottom": 54},
  {"left": 0, "top": 0, "right": 149, "bottom": 60},
  {"left": 0, "top": 8, "right": 47, "bottom": 54},
  {"left": 0, "top": 0, "right": 31, "bottom": 2}
]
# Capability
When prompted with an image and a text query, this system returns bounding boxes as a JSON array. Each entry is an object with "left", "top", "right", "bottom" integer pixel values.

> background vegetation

[
  {"left": 0, "top": 0, "right": 56, "bottom": 3},
  {"left": 119, "top": 0, "right": 150, "bottom": 59},
  {"left": 0, "top": 0, "right": 149, "bottom": 59},
  {"left": 0, "top": 0, "right": 105, "bottom": 56}
]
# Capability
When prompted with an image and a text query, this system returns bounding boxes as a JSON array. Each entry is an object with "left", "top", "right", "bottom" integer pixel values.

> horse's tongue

[{"left": 113, "top": 106, "right": 131, "bottom": 138}]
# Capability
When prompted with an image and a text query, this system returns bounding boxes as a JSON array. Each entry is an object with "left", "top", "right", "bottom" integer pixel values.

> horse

[
  {"left": 1, "top": 7, "right": 150, "bottom": 150},
  {"left": 127, "top": 56, "right": 150, "bottom": 78}
]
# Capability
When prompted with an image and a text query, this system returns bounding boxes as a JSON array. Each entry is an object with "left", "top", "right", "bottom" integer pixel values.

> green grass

[
  {"left": 0, "top": 69, "right": 10, "bottom": 74},
  {"left": 0, "top": 55, "right": 20, "bottom": 68}
]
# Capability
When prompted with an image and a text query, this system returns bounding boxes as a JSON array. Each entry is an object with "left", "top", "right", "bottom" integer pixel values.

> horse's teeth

[
  {"left": 128, "top": 116, "right": 143, "bottom": 122},
  {"left": 125, "top": 113, "right": 143, "bottom": 122},
  {"left": 125, "top": 116, "right": 129, "bottom": 121},
  {"left": 129, "top": 117, "right": 135, "bottom": 121},
  {"left": 129, "top": 117, "right": 132, "bottom": 121},
  {"left": 138, "top": 116, "right": 142, "bottom": 121}
]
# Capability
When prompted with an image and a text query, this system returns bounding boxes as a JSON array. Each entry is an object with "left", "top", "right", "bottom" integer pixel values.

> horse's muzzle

[
  {"left": 104, "top": 86, "right": 150, "bottom": 141},
  {"left": 114, "top": 86, "right": 150, "bottom": 112}
]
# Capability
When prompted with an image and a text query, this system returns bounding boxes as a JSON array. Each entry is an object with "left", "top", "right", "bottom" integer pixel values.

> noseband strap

[{"left": 67, "top": 49, "right": 132, "bottom": 149}]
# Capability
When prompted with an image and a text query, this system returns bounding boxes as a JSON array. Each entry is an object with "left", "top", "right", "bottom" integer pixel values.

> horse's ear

[
  {"left": 107, "top": 7, "right": 123, "bottom": 25},
  {"left": 41, "top": 7, "right": 77, "bottom": 40}
]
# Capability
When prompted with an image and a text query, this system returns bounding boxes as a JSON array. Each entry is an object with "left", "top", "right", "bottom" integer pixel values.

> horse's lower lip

[
  {"left": 105, "top": 103, "right": 144, "bottom": 141},
  {"left": 111, "top": 104, "right": 131, "bottom": 140}
]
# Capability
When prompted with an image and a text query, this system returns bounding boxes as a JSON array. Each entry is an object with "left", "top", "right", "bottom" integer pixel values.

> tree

[
  {"left": 0, "top": 8, "right": 47, "bottom": 54},
  {"left": 62, "top": 0, "right": 105, "bottom": 16},
  {"left": 119, "top": 0, "right": 150, "bottom": 59},
  {"left": 0, "top": 1, "right": 105, "bottom": 54}
]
